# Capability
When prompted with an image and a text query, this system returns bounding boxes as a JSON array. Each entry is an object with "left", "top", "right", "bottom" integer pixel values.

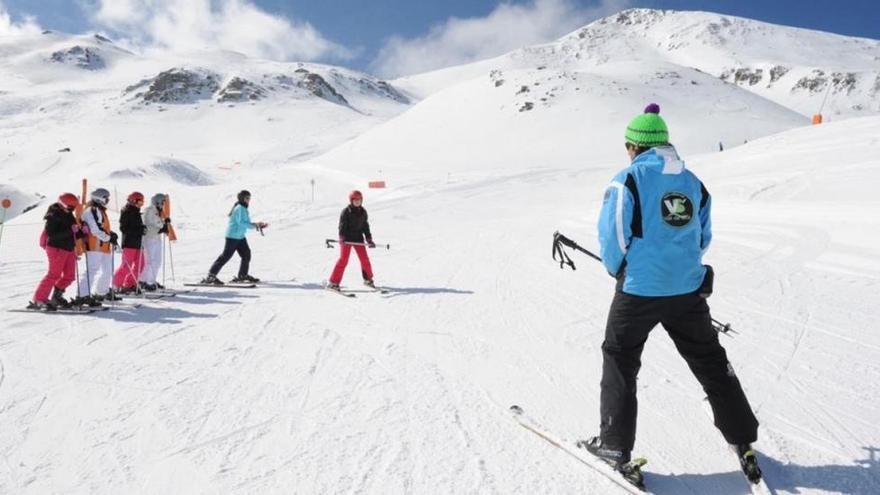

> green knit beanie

[{"left": 625, "top": 103, "right": 669, "bottom": 147}]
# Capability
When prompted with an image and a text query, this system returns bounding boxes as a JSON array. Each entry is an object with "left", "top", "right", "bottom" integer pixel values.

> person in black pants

[
  {"left": 202, "top": 190, "right": 267, "bottom": 285},
  {"left": 580, "top": 104, "right": 760, "bottom": 487}
]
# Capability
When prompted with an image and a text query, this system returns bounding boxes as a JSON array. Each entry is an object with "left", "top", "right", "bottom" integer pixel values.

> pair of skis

[
  {"left": 510, "top": 404, "right": 770, "bottom": 494},
  {"left": 10, "top": 306, "right": 110, "bottom": 315},
  {"left": 325, "top": 283, "right": 389, "bottom": 298}
]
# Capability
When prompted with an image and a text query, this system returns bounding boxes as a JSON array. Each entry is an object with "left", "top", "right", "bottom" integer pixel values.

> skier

[
  {"left": 112, "top": 192, "right": 146, "bottom": 294},
  {"left": 201, "top": 190, "right": 267, "bottom": 285},
  {"left": 78, "top": 188, "right": 119, "bottom": 304},
  {"left": 139, "top": 193, "right": 171, "bottom": 291},
  {"left": 28, "top": 193, "right": 85, "bottom": 310},
  {"left": 580, "top": 104, "right": 761, "bottom": 485},
  {"left": 327, "top": 190, "right": 376, "bottom": 290}
]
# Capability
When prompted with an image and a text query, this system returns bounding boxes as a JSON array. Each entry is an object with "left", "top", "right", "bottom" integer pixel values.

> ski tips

[{"left": 509, "top": 404, "right": 524, "bottom": 414}]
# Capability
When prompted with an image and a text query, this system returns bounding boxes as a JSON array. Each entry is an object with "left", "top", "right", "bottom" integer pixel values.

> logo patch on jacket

[{"left": 661, "top": 192, "right": 693, "bottom": 227}]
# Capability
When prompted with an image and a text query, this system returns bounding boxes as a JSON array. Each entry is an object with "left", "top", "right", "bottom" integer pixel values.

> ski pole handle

[{"left": 325, "top": 238, "right": 390, "bottom": 250}]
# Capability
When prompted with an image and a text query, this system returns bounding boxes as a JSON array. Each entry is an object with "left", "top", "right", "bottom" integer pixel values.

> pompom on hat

[{"left": 625, "top": 103, "right": 669, "bottom": 148}]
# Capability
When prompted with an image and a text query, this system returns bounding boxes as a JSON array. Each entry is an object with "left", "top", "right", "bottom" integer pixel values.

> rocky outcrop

[
  {"left": 126, "top": 68, "right": 221, "bottom": 104},
  {"left": 50, "top": 46, "right": 106, "bottom": 71},
  {"left": 217, "top": 77, "right": 267, "bottom": 102}
]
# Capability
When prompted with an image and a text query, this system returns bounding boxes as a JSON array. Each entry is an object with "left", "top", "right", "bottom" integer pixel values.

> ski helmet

[
  {"left": 127, "top": 191, "right": 144, "bottom": 204},
  {"left": 237, "top": 190, "right": 251, "bottom": 203},
  {"left": 90, "top": 188, "right": 110, "bottom": 205},
  {"left": 151, "top": 193, "right": 166, "bottom": 207},
  {"left": 349, "top": 190, "right": 363, "bottom": 202},
  {"left": 58, "top": 193, "right": 79, "bottom": 209}
]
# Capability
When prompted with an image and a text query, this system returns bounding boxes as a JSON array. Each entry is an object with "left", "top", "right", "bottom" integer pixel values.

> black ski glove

[{"left": 109, "top": 232, "right": 119, "bottom": 246}]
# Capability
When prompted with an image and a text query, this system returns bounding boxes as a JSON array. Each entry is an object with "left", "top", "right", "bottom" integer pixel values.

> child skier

[
  {"left": 112, "top": 192, "right": 146, "bottom": 294},
  {"left": 78, "top": 188, "right": 119, "bottom": 304},
  {"left": 579, "top": 104, "right": 760, "bottom": 488},
  {"left": 29, "top": 193, "right": 84, "bottom": 310},
  {"left": 327, "top": 190, "right": 376, "bottom": 290},
  {"left": 139, "top": 193, "right": 171, "bottom": 291},
  {"left": 201, "top": 190, "right": 267, "bottom": 285}
]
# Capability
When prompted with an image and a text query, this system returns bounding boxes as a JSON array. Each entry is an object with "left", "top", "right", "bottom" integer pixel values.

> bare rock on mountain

[
  {"left": 297, "top": 70, "right": 349, "bottom": 106},
  {"left": 217, "top": 77, "right": 267, "bottom": 102},
  {"left": 126, "top": 68, "right": 221, "bottom": 104},
  {"left": 50, "top": 46, "right": 106, "bottom": 71},
  {"left": 769, "top": 65, "right": 789, "bottom": 84}
]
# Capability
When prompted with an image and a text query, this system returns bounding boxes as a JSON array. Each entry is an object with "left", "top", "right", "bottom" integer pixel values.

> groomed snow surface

[
  {"left": 1, "top": 11, "right": 879, "bottom": 494},
  {"left": 1, "top": 112, "right": 878, "bottom": 493}
]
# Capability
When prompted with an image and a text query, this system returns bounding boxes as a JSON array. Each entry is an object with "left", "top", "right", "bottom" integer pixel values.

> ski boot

[
  {"left": 577, "top": 436, "right": 645, "bottom": 490},
  {"left": 104, "top": 290, "right": 123, "bottom": 301},
  {"left": 27, "top": 300, "right": 57, "bottom": 312},
  {"left": 72, "top": 296, "right": 102, "bottom": 308},
  {"left": 51, "top": 288, "right": 72, "bottom": 308},
  {"left": 734, "top": 444, "right": 762, "bottom": 484},
  {"left": 326, "top": 282, "right": 341, "bottom": 291},
  {"left": 155, "top": 282, "right": 165, "bottom": 290},
  {"left": 201, "top": 274, "right": 224, "bottom": 286},
  {"left": 231, "top": 274, "right": 260, "bottom": 283},
  {"left": 363, "top": 279, "right": 376, "bottom": 288}
]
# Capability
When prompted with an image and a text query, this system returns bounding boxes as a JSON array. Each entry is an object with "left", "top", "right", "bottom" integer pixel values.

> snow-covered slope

[
  {"left": 0, "top": 31, "right": 412, "bottom": 221},
  {"left": 317, "top": 59, "right": 806, "bottom": 175},
  {"left": 396, "top": 8, "right": 880, "bottom": 118},
  {"left": 0, "top": 11, "right": 879, "bottom": 495},
  {"left": 1, "top": 101, "right": 878, "bottom": 494}
]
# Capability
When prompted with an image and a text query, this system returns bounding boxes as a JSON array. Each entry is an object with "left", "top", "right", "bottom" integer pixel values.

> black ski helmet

[{"left": 237, "top": 190, "right": 251, "bottom": 203}]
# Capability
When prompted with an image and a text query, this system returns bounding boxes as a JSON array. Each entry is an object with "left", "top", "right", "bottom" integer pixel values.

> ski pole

[
  {"left": 0, "top": 198, "right": 10, "bottom": 255},
  {"left": 109, "top": 245, "right": 117, "bottom": 307},
  {"left": 553, "top": 231, "right": 736, "bottom": 335},
  {"left": 162, "top": 234, "right": 167, "bottom": 288},
  {"left": 325, "top": 238, "right": 390, "bottom": 249},
  {"left": 168, "top": 236, "right": 176, "bottom": 282}
]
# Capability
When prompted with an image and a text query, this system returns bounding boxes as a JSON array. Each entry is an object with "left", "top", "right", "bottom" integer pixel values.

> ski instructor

[{"left": 580, "top": 104, "right": 761, "bottom": 484}]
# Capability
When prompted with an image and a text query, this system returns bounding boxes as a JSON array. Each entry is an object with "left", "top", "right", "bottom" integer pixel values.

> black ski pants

[
  {"left": 599, "top": 290, "right": 758, "bottom": 452},
  {"left": 209, "top": 238, "right": 251, "bottom": 278}
]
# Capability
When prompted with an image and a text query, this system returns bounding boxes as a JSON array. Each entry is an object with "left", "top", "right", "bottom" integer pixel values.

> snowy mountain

[
  {"left": 397, "top": 9, "right": 880, "bottom": 118},
  {"left": 0, "top": 10, "right": 879, "bottom": 495},
  {"left": 0, "top": 31, "right": 412, "bottom": 222}
]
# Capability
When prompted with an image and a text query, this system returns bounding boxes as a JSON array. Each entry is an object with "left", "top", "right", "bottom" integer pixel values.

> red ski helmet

[
  {"left": 349, "top": 190, "right": 363, "bottom": 202},
  {"left": 127, "top": 191, "right": 144, "bottom": 204},
  {"left": 58, "top": 193, "right": 79, "bottom": 209}
]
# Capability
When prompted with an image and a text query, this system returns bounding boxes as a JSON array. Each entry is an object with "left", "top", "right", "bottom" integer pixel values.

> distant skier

[
  {"left": 201, "top": 190, "right": 267, "bottom": 285},
  {"left": 580, "top": 104, "right": 761, "bottom": 485},
  {"left": 139, "top": 193, "right": 171, "bottom": 291},
  {"left": 327, "top": 190, "right": 376, "bottom": 290},
  {"left": 28, "top": 193, "right": 84, "bottom": 310},
  {"left": 78, "top": 188, "right": 119, "bottom": 304},
  {"left": 112, "top": 192, "right": 146, "bottom": 294}
]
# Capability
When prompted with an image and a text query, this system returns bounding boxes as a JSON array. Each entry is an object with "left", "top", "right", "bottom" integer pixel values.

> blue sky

[{"left": 1, "top": 0, "right": 877, "bottom": 76}]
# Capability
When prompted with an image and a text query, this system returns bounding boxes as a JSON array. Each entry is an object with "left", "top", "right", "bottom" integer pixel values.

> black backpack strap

[{"left": 623, "top": 173, "right": 642, "bottom": 238}]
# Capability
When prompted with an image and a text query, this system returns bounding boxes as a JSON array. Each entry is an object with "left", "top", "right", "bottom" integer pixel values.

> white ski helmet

[
  {"left": 90, "top": 188, "right": 111, "bottom": 205},
  {"left": 151, "top": 193, "right": 166, "bottom": 207}
]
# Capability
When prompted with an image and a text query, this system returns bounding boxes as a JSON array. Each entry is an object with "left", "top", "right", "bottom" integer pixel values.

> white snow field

[{"left": 1, "top": 9, "right": 879, "bottom": 495}]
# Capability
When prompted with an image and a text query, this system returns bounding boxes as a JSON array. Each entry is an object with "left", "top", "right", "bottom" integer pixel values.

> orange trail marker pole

[{"left": 75, "top": 178, "right": 87, "bottom": 255}]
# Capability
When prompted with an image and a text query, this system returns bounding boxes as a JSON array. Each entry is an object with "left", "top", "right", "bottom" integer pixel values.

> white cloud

[
  {"left": 84, "top": 0, "right": 352, "bottom": 62},
  {"left": 371, "top": 0, "right": 632, "bottom": 78},
  {"left": 0, "top": 1, "right": 42, "bottom": 36}
]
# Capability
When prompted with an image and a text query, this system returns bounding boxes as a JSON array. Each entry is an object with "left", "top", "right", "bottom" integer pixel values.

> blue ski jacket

[
  {"left": 225, "top": 203, "right": 255, "bottom": 240},
  {"left": 597, "top": 146, "right": 711, "bottom": 296}
]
